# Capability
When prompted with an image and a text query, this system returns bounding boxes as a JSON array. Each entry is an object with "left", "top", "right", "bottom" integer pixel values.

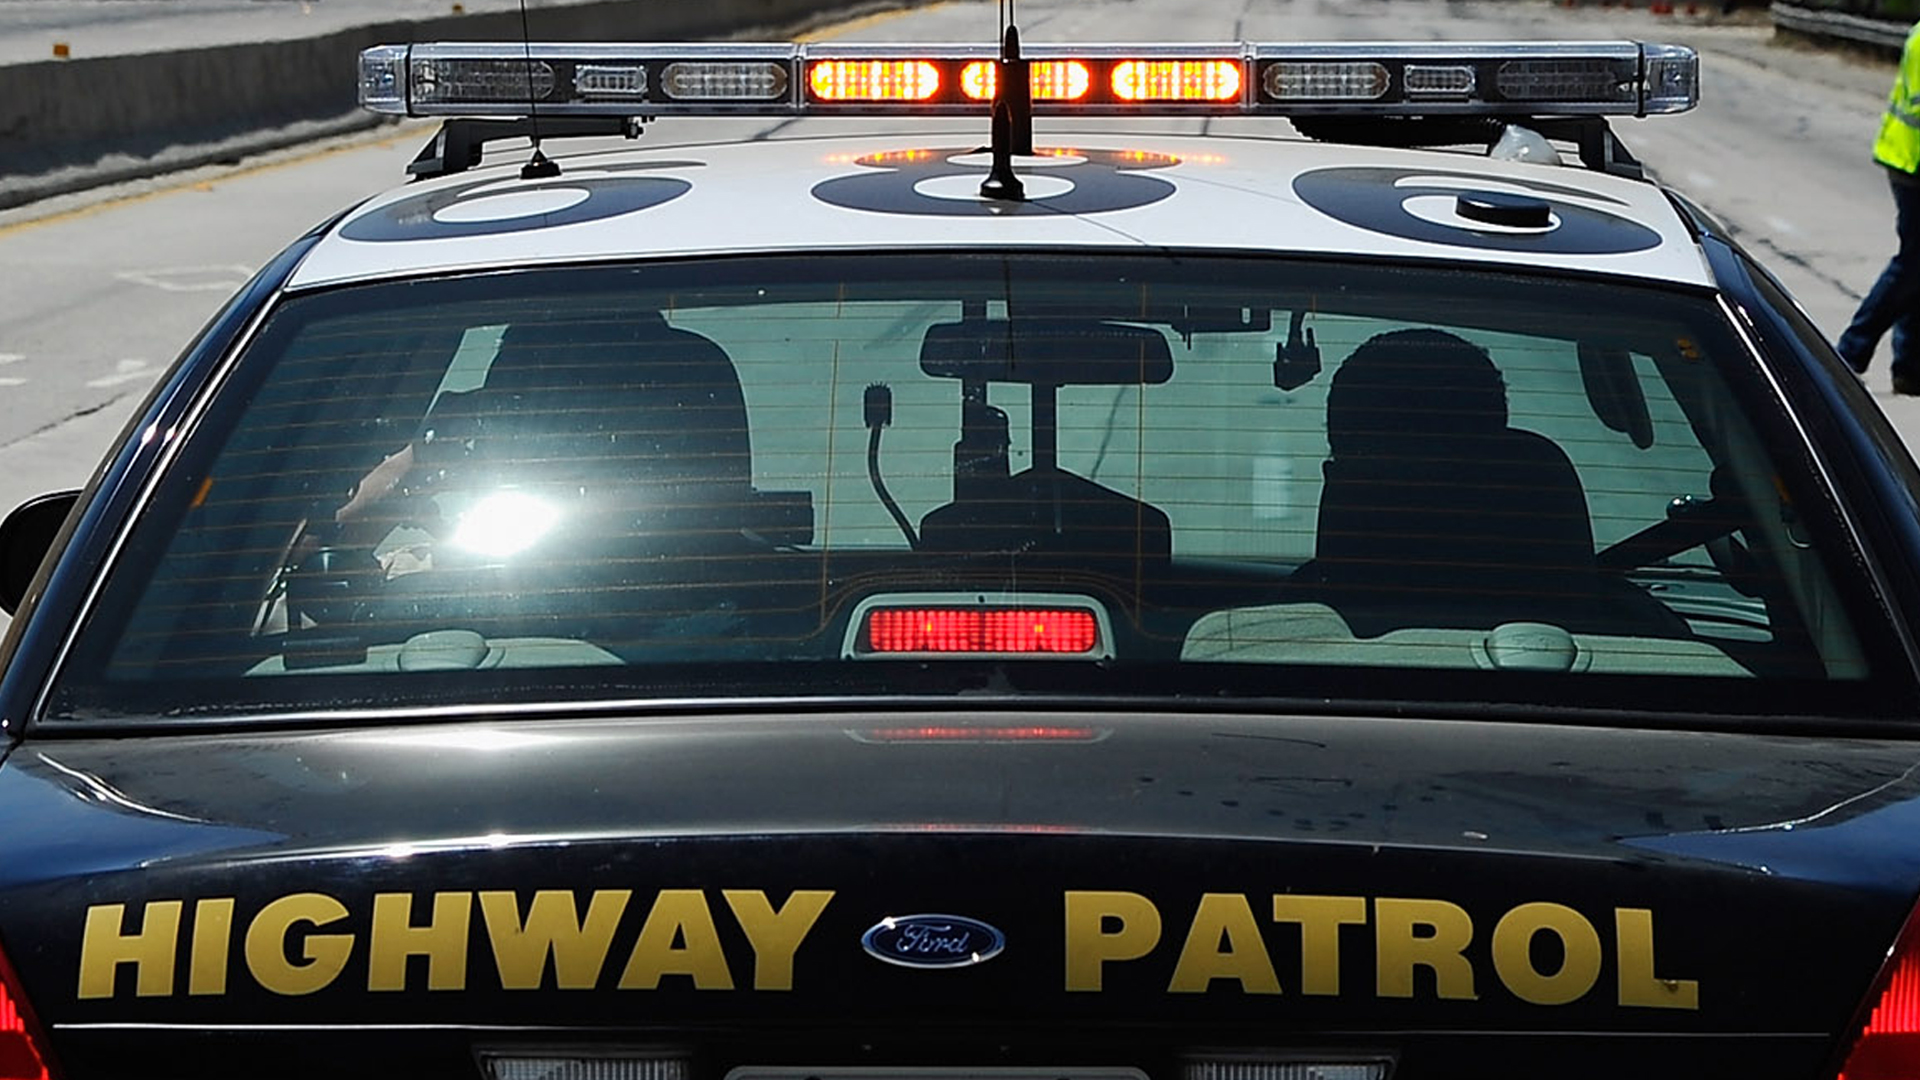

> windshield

[{"left": 48, "top": 254, "right": 1897, "bottom": 722}]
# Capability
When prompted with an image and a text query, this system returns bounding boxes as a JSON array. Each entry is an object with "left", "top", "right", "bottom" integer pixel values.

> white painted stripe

[{"left": 85, "top": 359, "right": 152, "bottom": 388}]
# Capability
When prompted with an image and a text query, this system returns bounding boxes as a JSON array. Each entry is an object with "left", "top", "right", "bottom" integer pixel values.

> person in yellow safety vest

[{"left": 1839, "top": 21, "right": 1920, "bottom": 395}]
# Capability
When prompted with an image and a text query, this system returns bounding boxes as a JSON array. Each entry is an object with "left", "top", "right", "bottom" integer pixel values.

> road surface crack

[{"left": 0, "top": 389, "right": 138, "bottom": 452}]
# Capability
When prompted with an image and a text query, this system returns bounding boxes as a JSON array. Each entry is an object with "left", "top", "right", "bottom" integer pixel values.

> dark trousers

[{"left": 1839, "top": 168, "right": 1920, "bottom": 380}]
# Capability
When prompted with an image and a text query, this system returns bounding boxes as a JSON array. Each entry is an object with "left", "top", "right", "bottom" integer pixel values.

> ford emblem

[{"left": 861, "top": 913, "right": 1006, "bottom": 969}]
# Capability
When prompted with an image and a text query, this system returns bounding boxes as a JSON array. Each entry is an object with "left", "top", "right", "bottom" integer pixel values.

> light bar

[{"left": 358, "top": 40, "right": 1698, "bottom": 118}]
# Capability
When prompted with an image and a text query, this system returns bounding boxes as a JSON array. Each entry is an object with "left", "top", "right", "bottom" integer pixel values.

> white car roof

[{"left": 290, "top": 130, "right": 1712, "bottom": 290}]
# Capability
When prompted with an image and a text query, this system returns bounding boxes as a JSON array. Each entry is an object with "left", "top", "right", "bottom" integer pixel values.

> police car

[{"left": 0, "top": 28, "right": 1917, "bottom": 1080}]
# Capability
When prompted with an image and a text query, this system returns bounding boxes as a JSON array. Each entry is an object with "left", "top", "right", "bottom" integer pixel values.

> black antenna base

[
  {"left": 979, "top": 100, "right": 1026, "bottom": 202},
  {"left": 520, "top": 147, "right": 561, "bottom": 180},
  {"left": 978, "top": 23, "right": 1032, "bottom": 203}
]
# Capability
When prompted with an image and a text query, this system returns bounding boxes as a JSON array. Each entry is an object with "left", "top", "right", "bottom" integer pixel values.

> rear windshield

[{"left": 48, "top": 254, "right": 1901, "bottom": 722}]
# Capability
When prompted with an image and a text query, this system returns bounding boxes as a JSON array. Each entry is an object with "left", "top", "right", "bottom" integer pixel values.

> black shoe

[{"left": 1894, "top": 374, "right": 1920, "bottom": 396}]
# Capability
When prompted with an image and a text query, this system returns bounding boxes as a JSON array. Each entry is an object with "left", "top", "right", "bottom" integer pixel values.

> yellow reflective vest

[{"left": 1874, "top": 22, "right": 1920, "bottom": 174}]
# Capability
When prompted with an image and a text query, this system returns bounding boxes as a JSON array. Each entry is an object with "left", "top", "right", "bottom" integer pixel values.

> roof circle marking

[
  {"left": 1292, "top": 166, "right": 1659, "bottom": 255},
  {"left": 812, "top": 147, "right": 1177, "bottom": 218},
  {"left": 915, "top": 173, "right": 1077, "bottom": 202},
  {"left": 943, "top": 151, "right": 1088, "bottom": 169},
  {"left": 340, "top": 162, "right": 700, "bottom": 243},
  {"left": 432, "top": 188, "right": 593, "bottom": 223}
]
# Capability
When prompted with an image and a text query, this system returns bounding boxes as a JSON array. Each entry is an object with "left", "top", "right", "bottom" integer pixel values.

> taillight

[
  {"left": 0, "top": 944, "right": 52, "bottom": 1080},
  {"left": 1838, "top": 905, "right": 1920, "bottom": 1079}
]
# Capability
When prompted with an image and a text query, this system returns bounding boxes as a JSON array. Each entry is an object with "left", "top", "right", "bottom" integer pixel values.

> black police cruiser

[{"left": 0, "top": 30, "right": 1917, "bottom": 1080}]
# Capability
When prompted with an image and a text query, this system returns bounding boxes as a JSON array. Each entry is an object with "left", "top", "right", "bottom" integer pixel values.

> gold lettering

[
  {"left": 1615, "top": 908, "right": 1699, "bottom": 1010},
  {"left": 479, "top": 889, "right": 629, "bottom": 990},
  {"left": 1064, "top": 891, "right": 1162, "bottom": 992},
  {"left": 1272, "top": 894, "right": 1367, "bottom": 996},
  {"left": 1374, "top": 897, "right": 1477, "bottom": 1000},
  {"left": 618, "top": 890, "right": 734, "bottom": 990},
  {"left": 1168, "top": 893, "right": 1280, "bottom": 994},
  {"left": 368, "top": 892, "right": 471, "bottom": 992},
  {"left": 78, "top": 901, "right": 181, "bottom": 1000},
  {"left": 188, "top": 898, "right": 236, "bottom": 996},
  {"left": 1490, "top": 902, "right": 1601, "bottom": 1006},
  {"left": 723, "top": 889, "right": 834, "bottom": 991},
  {"left": 244, "top": 893, "right": 352, "bottom": 996}
]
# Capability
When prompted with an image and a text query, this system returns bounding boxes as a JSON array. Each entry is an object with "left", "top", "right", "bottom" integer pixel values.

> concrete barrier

[
  {"left": 1771, "top": 1, "right": 1912, "bottom": 51},
  {"left": 0, "top": 0, "right": 929, "bottom": 209}
]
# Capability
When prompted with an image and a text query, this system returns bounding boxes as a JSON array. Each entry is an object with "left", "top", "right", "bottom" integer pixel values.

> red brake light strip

[{"left": 865, "top": 608, "right": 1100, "bottom": 655}]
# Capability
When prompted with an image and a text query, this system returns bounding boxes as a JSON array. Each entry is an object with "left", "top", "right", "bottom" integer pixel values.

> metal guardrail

[{"left": 1772, "top": 1, "right": 1912, "bottom": 50}]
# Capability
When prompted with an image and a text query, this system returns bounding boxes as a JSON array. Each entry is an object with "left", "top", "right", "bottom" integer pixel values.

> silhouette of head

[
  {"left": 1325, "top": 328, "right": 1508, "bottom": 458},
  {"left": 449, "top": 311, "right": 752, "bottom": 492}
]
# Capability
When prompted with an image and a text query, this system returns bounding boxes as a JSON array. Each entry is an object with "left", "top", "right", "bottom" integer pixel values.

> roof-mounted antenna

[
  {"left": 978, "top": 0, "right": 1031, "bottom": 202},
  {"left": 517, "top": 0, "right": 560, "bottom": 179}
]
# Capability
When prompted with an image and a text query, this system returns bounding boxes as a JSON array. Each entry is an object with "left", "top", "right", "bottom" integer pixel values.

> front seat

[{"left": 1295, "top": 327, "right": 1678, "bottom": 637}]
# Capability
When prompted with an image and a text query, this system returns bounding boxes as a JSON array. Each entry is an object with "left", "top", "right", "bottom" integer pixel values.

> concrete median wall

[
  {"left": 1771, "top": 0, "right": 1914, "bottom": 51},
  {"left": 0, "top": 0, "right": 924, "bottom": 206}
]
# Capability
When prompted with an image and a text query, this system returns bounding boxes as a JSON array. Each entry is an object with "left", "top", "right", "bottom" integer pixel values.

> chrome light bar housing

[{"left": 357, "top": 40, "right": 1699, "bottom": 119}]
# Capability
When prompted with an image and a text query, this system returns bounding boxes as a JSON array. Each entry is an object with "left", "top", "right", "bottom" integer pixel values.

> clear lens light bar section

[
  {"left": 661, "top": 61, "right": 788, "bottom": 101},
  {"left": 357, "top": 41, "right": 1697, "bottom": 118},
  {"left": 359, "top": 42, "right": 802, "bottom": 115},
  {"left": 1403, "top": 63, "right": 1476, "bottom": 97},
  {"left": 1263, "top": 61, "right": 1390, "bottom": 102},
  {"left": 1253, "top": 41, "right": 1696, "bottom": 115},
  {"left": 1640, "top": 42, "right": 1701, "bottom": 112}
]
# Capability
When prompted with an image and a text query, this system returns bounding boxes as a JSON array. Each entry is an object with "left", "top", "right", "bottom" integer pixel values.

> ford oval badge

[{"left": 861, "top": 913, "right": 1006, "bottom": 969}]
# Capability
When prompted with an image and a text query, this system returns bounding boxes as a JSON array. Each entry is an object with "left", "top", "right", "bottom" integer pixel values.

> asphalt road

[{"left": 0, "top": 0, "right": 1911, "bottom": 548}]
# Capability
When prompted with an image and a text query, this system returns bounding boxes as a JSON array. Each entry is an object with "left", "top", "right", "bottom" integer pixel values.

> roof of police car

[{"left": 288, "top": 129, "right": 1711, "bottom": 290}]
